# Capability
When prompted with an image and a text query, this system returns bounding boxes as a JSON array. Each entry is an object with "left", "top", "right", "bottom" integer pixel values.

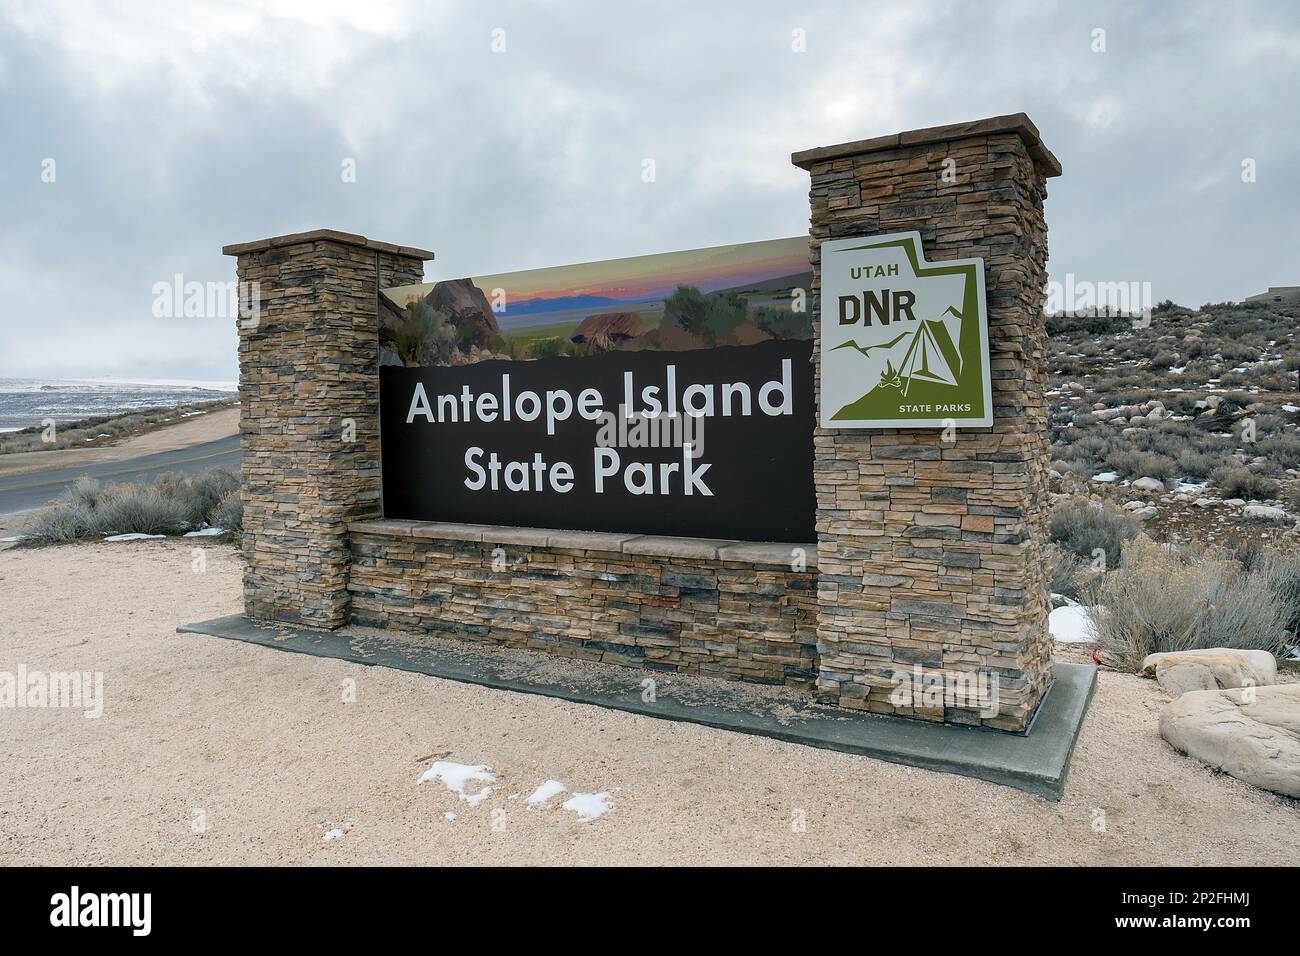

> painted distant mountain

[
  {"left": 500, "top": 293, "right": 623, "bottom": 316},
  {"left": 713, "top": 271, "right": 814, "bottom": 296}
]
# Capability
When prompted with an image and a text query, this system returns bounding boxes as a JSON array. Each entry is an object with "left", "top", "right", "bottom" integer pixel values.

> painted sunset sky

[{"left": 386, "top": 236, "right": 811, "bottom": 327}]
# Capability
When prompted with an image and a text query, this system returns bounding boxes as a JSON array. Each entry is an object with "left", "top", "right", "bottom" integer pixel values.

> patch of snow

[
  {"left": 444, "top": 811, "right": 457, "bottom": 821},
  {"left": 527, "top": 780, "right": 567, "bottom": 808},
  {"left": 1049, "top": 604, "right": 1099, "bottom": 644},
  {"left": 1091, "top": 471, "right": 1119, "bottom": 483},
  {"left": 322, "top": 828, "right": 346, "bottom": 842},
  {"left": 562, "top": 792, "right": 614, "bottom": 822},
  {"left": 1283, "top": 404, "right": 1300, "bottom": 414},
  {"left": 418, "top": 761, "right": 495, "bottom": 806},
  {"left": 0, "top": 535, "right": 23, "bottom": 543},
  {"left": 183, "top": 527, "right": 228, "bottom": 537},
  {"left": 102, "top": 533, "right": 165, "bottom": 541}
]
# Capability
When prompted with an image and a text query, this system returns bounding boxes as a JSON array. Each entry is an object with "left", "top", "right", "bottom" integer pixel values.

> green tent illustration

[{"left": 895, "top": 308, "right": 964, "bottom": 396}]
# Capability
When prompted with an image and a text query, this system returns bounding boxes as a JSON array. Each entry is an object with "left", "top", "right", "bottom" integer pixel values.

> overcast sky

[{"left": 1, "top": 0, "right": 1297, "bottom": 382}]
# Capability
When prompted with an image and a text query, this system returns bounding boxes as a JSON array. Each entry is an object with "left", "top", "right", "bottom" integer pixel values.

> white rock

[
  {"left": 1141, "top": 648, "right": 1277, "bottom": 690},
  {"left": 1133, "top": 506, "right": 1159, "bottom": 521},
  {"left": 1243, "top": 504, "right": 1289, "bottom": 522},
  {"left": 1159, "top": 685, "right": 1300, "bottom": 798},
  {"left": 1123, "top": 500, "right": 1147, "bottom": 512},
  {"left": 1132, "top": 477, "right": 1165, "bottom": 493}
]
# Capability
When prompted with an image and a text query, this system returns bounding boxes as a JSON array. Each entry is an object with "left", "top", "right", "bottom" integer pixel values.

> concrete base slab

[{"left": 178, "top": 614, "right": 1096, "bottom": 800}]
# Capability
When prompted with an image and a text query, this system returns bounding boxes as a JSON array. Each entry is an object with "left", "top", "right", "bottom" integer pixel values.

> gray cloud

[{"left": 1, "top": 0, "right": 1297, "bottom": 379}]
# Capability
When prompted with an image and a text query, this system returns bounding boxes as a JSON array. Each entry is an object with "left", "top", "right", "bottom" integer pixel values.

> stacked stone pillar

[
  {"left": 223, "top": 230, "right": 433, "bottom": 628},
  {"left": 793, "top": 114, "right": 1062, "bottom": 731}
]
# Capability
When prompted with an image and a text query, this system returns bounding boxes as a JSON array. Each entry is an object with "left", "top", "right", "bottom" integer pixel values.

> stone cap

[
  {"left": 222, "top": 229, "right": 436, "bottom": 260},
  {"left": 349, "top": 519, "right": 816, "bottom": 568},
  {"left": 792, "top": 112, "right": 1061, "bottom": 178}
]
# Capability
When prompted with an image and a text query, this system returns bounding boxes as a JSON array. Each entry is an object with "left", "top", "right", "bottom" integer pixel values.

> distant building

[{"left": 1244, "top": 286, "right": 1300, "bottom": 305}]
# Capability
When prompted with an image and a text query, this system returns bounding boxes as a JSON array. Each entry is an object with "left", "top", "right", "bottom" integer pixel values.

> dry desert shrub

[
  {"left": 1088, "top": 537, "right": 1290, "bottom": 670},
  {"left": 19, "top": 469, "right": 241, "bottom": 544},
  {"left": 1209, "top": 466, "right": 1280, "bottom": 500},
  {"left": 1048, "top": 497, "right": 1141, "bottom": 566},
  {"left": 209, "top": 489, "right": 243, "bottom": 532}
]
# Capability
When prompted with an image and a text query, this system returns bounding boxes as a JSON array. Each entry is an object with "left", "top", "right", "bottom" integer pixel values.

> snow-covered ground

[
  {"left": 1050, "top": 600, "right": 1100, "bottom": 644},
  {"left": 418, "top": 761, "right": 495, "bottom": 807},
  {"left": 562, "top": 792, "right": 614, "bottom": 822}
]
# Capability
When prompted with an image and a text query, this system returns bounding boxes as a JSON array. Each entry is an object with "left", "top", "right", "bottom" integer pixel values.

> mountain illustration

[
  {"left": 830, "top": 331, "right": 910, "bottom": 357},
  {"left": 502, "top": 293, "right": 622, "bottom": 315}
]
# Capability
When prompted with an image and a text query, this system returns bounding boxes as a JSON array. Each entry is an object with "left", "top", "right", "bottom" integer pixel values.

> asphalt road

[{"left": 0, "top": 434, "right": 241, "bottom": 515}]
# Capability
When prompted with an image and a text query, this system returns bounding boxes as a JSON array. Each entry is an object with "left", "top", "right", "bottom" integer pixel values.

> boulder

[
  {"left": 425, "top": 278, "right": 500, "bottom": 334},
  {"left": 1141, "top": 648, "right": 1277, "bottom": 691},
  {"left": 571, "top": 312, "right": 646, "bottom": 349},
  {"left": 1244, "top": 504, "right": 1289, "bottom": 523},
  {"left": 1133, "top": 506, "right": 1159, "bottom": 521},
  {"left": 1132, "top": 476, "right": 1165, "bottom": 493},
  {"left": 1159, "top": 684, "right": 1300, "bottom": 798},
  {"left": 377, "top": 290, "right": 408, "bottom": 340},
  {"left": 723, "top": 322, "right": 773, "bottom": 346},
  {"left": 624, "top": 320, "right": 710, "bottom": 352}
]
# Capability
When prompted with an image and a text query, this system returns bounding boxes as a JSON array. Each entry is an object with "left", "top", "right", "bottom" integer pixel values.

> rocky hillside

[{"left": 1047, "top": 300, "right": 1300, "bottom": 547}]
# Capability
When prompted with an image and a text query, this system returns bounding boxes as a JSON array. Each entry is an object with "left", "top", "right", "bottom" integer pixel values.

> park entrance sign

[
  {"left": 820, "top": 231, "right": 992, "bottom": 428},
  {"left": 380, "top": 340, "right": 816, "bottom": 542},
  {"left": 224, "top": 112, "right": 1063, "bottom": 734}
]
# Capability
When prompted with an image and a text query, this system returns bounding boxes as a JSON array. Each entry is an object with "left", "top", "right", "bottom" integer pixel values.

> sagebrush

[
  {"left": 21, "top": 469, "right": 242, "bottom": 545},
  {"left": 1087, "top": 537, "right": 1291, "bottom": 670}
]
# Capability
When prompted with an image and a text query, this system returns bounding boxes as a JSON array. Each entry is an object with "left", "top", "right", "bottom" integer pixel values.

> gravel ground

[{"left": 1, "top": 540, "right": 1297, "bottom": 866}]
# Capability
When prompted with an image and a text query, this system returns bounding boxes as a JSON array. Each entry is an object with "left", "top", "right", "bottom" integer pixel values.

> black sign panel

[{"left": 379, "top": 339, "right": 815, "bottom": 541}]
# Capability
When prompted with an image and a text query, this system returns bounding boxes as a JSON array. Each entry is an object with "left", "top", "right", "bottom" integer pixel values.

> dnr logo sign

[{"left": 819, "top": 231, "right": 992, "bottom": 428}]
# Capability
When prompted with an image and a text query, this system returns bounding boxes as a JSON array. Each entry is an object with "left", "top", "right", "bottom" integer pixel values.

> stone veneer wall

[
  {"left": 223, "top": 230, "right": 432, "bottom": 628},
  {"left": 793, "top": 114, "right": 1062, "bottom": 731},
  {"left": 348, "top": 521, "right": 819, "bottom": 686}
]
